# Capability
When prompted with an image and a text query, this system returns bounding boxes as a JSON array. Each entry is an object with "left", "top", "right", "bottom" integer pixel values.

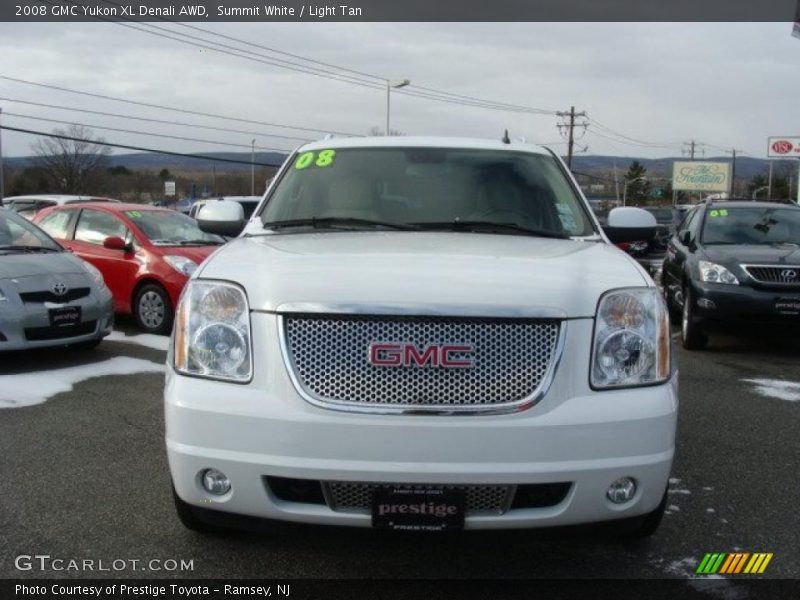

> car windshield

[
  {"left": 701, "top": 207, "right": 800, "bottom": 245},
  {"left": 125, "top": 210, "right": 225, "bottom": 245},
  {"left": 0, "top": 209, "right": 62, "bottom": 252},
  {"left": 261, "top": 147, "right": 595, "bottom": 237}
]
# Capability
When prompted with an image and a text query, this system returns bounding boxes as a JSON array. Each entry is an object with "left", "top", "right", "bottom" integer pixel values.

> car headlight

[
  {"left": 81, "top": 260, "right": 106, "bottom": 285},
  {"left": 165, "top": 255, "right": 198, "bottom": 277},
  {"left": 698, "top": 260, "right": 738, "bottom": 285},
  {"left": 591, "top": 288, "right": 671, "bottom": 389},
  {"left": 173, "top": 280, "right": 251, "bottom": 382}
]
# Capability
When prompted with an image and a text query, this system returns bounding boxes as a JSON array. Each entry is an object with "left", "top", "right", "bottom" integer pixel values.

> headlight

[
  {"left": 165, "top": 255, "right": 198, "bottom": 277},
  {"left": 698, "top": 260, "right": 738, "bottom": 285},
  {"left": 173, "top": 280, "right": 252, "bottom": 382},
  {"left": 591, "top": 288, "right": 671, "bottom": 389},
  {"left": 81, "top": 260, "right": 105, "bottom": 285}
]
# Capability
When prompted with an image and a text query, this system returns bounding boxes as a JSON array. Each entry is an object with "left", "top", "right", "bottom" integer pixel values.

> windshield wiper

[
  {"left": 263, "top": 217, "right": 419, "bottom": 232},
  {"left": 413, "top": 220, "right": 568, "bottom": 239},
  {"left": 0, "top": 245, "right": 60, "bottom": 253},
  {"left": 176, "top": 239, "right": 225, "bottom": 246}
]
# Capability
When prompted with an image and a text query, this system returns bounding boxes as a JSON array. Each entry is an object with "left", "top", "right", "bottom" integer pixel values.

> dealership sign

[
  {"left": 672, "top": 161, "right": 730, "bottom": 192},
  {"left": 767, "top": 137, "right": 800, "bottom": 158}
]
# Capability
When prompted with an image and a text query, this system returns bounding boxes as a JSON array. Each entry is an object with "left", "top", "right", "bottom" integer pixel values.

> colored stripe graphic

[{"left": 698, "top": 552, "right": 773, "bottom": 574}]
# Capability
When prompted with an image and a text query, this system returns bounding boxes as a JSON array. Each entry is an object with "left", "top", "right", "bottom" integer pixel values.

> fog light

[
  {"left": 607, "top": 477, "right": 636, "bottom": 504},
  {"left": 201, "top": 469, "right": 231, "bottom": 495},
  {"left": 697, "top": 298, "right": 716, "bottom": 309}
]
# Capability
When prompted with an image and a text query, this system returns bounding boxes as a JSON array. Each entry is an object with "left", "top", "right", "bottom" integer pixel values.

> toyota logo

[
  {"left": 51, "top": 282, "right": 68, "bottom": 296},
  {"left": 781, "top": 269, "right": 798, "bottom": 281}
]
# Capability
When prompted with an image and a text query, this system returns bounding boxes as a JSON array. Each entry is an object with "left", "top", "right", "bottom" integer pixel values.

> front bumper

[
  {"left": 692, "top": 281, "right": 800, "bottom": 325},
  {"left": 166, "top": 316, "right": 678, "bottom": 530},
  {"left": 0, "top": 286, "right": 114, "bottom": 351}
]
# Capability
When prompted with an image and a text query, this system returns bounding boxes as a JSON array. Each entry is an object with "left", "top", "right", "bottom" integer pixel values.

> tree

[
  {"left": 623, "top": 161, "right": 651, "bottom": 205},
  {"left": 747, "top": 175, "right": 768, "bottom": 199},
  {"left": 158, "top": 168, "right": 172, "bottom": 180},
  {"left": 32, "top": 125, "right": 111, "bottom": 194}
]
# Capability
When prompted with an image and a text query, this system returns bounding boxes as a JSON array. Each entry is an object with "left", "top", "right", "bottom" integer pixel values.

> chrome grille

[
  {"left": 744, "top": 265, "right": 800, "bottom": 286},
  {"left": 282, "top": 314, "right": 561, "bottom": 410},
  {"left": 325, "top": 482, "right": 513, "bottom": 515}
]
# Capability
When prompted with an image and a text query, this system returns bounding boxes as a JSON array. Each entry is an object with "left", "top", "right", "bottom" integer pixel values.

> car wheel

[
  {"left": 133, "top": 283, "right": 173, "bottom": 334},
  {"left": 681, "top": 286, "right": 708, "bottom": 350},
  {"left": 172, "top": 486, "right": 225, "bottom": 535}
]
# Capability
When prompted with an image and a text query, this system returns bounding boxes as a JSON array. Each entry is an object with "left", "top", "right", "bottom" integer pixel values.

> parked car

[
  {"left": 3, "top": 195, "right": 119, "bottom": 220},
  {"left": 662, "top": 200, "right": 800, "bottom": 349},
  {"left": 188, "top": 196, "right": 261, "bottom": 220},
  {"left": 0, "top": 208, "right": 113, "bottom": 350},
  {"left": 165, "top": 137, "right": 675, "bottom": 538},
  {"left": 34, "top": 203, "right": 225, "bottom": 334}
]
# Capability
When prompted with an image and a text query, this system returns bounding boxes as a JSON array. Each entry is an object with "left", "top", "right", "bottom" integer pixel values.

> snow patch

[
  {"left": 106, "top": 330, "right": 170, "bottom": 352},
  {"left": 706, "top": 508, "right": 716, "bottom": 514},
  {"left": 0, "top": 357, "right": 165, "bottom": 408},
  {"left": 668, "top": 505, "right": 680, "bottom": 512},
  {"left": 741, "top": 378, "right": 800, "bottom": 402}
]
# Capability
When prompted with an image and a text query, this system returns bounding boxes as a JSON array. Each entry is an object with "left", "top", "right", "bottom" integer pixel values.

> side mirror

[
  {"left": 679, "top": 230, "right": 692, "bottom": 246},
  {"left": 103, "top": 236, "right": 128, "bottom": 251},
  {"left": 603, "top": 207, "right": 657, "bottom": 244},
  {"left": 197, "top": 201, "right": 245, "bottom": 237}
]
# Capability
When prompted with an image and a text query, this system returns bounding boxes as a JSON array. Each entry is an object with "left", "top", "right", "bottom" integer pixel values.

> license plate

[
  {"left": 49, "top": 306, "right": 82, "bottom": 327},
  {"left": 372, "top": 487, "right": 465, "bottom": 531},
  {"left": 775, "top": 298, "right": 800, "bottom": 316}
]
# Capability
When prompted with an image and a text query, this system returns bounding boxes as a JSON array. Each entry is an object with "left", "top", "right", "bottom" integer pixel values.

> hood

[
  {"left": 0, "top": 251, "right": 87, "bottom": 280},
  {"left": 702, "top": 243, "right": 800, "bottom": 266},
  {"left": 149, "top": 245, "right": 219, "bottom": 264},
  {"left": 198, "top": 232, "right": 649, "bottom": 319}
]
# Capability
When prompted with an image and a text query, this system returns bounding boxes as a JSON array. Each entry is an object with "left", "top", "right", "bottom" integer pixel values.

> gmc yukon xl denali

[{"left": 165, "top": 137, "right": 677, "bottom": 537}]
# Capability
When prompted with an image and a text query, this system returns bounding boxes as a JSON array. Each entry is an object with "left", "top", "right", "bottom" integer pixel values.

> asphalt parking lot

[{"left": 1, "top": 321, "right": 798, "bottom": 588}]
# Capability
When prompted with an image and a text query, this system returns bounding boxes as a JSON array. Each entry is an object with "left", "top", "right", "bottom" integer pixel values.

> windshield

[
  {"left": 261, "top": 147, "right": 594, "bottom": 237},
  {"left": 0, "top": 209, "right": 62, "bottom": 252},
  {"left": 701, "top": 207, "right": 800, "bottom": 245},
  {"left": 125, "top": 210, "right": 225, "bottom": 245}
]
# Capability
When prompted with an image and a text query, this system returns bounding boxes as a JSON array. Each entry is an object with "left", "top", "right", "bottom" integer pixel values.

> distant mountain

[
  {"left": 5, "top": 151, "right": 794, "bottom": 180},
  {"left": 5, "top": 151, "right": 288, "bottom": 172}
]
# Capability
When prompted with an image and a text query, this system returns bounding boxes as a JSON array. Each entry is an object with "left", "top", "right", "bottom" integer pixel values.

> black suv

[{"left": 662, "top": 201, "right": 800, "bottom": 349}]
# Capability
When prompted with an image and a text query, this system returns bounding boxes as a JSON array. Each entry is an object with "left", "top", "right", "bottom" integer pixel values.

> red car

[{"left": 34, "top": 203, "right": 225, "bottom": 333}]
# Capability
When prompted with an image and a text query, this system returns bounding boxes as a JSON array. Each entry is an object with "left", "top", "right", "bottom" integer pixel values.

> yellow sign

[{"left": 672, "top": 161, "right": 730, "bottom": 192}]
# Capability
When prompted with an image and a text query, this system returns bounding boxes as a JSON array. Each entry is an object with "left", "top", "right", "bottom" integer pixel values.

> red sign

[{"left": 771, "top": 140, "right": 794, "bottom": 155}]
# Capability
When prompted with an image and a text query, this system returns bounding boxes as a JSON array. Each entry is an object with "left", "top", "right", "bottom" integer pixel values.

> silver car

[{"left": 0, "top": 208, "right": 114, "bottom": 350}]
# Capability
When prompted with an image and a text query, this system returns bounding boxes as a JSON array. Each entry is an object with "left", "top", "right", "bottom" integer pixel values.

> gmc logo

[{"left": 368, "top": 343, "right": 474, "bottom": 368}]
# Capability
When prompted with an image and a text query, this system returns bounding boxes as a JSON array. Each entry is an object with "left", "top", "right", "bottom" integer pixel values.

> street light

[
  {"left": 622, "top": 176, "right": 647, "bottom": 207},
  {"left": 386, "top": 79, "right": 410, "bottom": 136}
]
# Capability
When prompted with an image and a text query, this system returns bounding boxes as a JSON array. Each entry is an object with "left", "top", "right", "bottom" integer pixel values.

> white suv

[{"left": 166, "top": 137, "right": 676, "bottom": 537}]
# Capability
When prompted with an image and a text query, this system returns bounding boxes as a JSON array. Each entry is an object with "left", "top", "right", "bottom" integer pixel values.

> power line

[
  {"left": 86, "top": 0, "right": 560, "bottom": 117},
  {"left": 1, "top": 111, "right": 293, "bottom": 152},
  {"left": 0, "top": 96, "right": 315, "bottom": 142},
  {"left": 0, "top": 125, "right": 284, "bottom": 166},
  {"left": 0, "top": 75, "right": 357, "bottom": 136}
]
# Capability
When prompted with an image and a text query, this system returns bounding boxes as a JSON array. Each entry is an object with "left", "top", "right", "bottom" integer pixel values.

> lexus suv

[
  {"left": 165, "top": 137, "right": 676, "bottom": 537},
  {"left": 662, "top": 200, "right": 800, "bottom": 349}
]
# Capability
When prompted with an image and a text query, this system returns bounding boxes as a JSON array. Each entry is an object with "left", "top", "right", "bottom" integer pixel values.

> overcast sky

[{"left": 0, "top": 22, "right": 798, "bottom": 159}]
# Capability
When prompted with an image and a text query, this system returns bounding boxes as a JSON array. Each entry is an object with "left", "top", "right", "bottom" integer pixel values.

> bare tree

[{"left": 32, "top": 125, "right": 111, "bottom": 194}]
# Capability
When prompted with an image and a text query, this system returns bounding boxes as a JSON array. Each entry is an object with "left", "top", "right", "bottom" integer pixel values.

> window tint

[
  {"left": 75, "top": 210, "right": 130, "bottom": 245},
  {"left": 38, "top": 210, "right": 76, "bottom": 239},
  {"left": 701, "top": 207, "right": 800, "bottom": 245}
]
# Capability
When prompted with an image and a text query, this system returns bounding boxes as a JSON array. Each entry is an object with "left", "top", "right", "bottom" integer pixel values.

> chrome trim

[
  {"left": 277, "top": 315, "right": 567, "bottom": 416},
  {"left": 742, "top": 263, "right": 800, "bottom": 285},
  {"left": 272, "top": 302, "right": 569, "bottom": 319}
]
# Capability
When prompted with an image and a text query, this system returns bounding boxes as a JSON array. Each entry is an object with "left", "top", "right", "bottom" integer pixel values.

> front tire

[
  {"left": 681, "top": 285, "right": 708, "bottom": 350},
  {"left": 133, "top": 283, "right": 173, "bottom": 334}
]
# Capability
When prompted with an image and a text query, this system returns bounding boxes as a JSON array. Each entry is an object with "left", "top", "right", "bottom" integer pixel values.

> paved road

[{"left": 1, "top": 323, "right": 798, "bottom": 589}]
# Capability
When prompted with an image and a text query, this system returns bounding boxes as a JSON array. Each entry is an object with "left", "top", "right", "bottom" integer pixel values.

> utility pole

[
  {"left": 725, "top": 149, "right": 743, "bottom": 198},
  {"left": 768, "top": 160, "right": 773, "bottom": 199},
  {"left": 0, "top": 107, "right": 4, "bottom": 205},
  {"left": 251, "top": 139, "right": 256, "bottom": 196},
  {"left": 557, "top": 106, "right": 587, "bottom": 169},
  {"left": 682, "top": 140, "right": 705, "bottom": 161}
]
